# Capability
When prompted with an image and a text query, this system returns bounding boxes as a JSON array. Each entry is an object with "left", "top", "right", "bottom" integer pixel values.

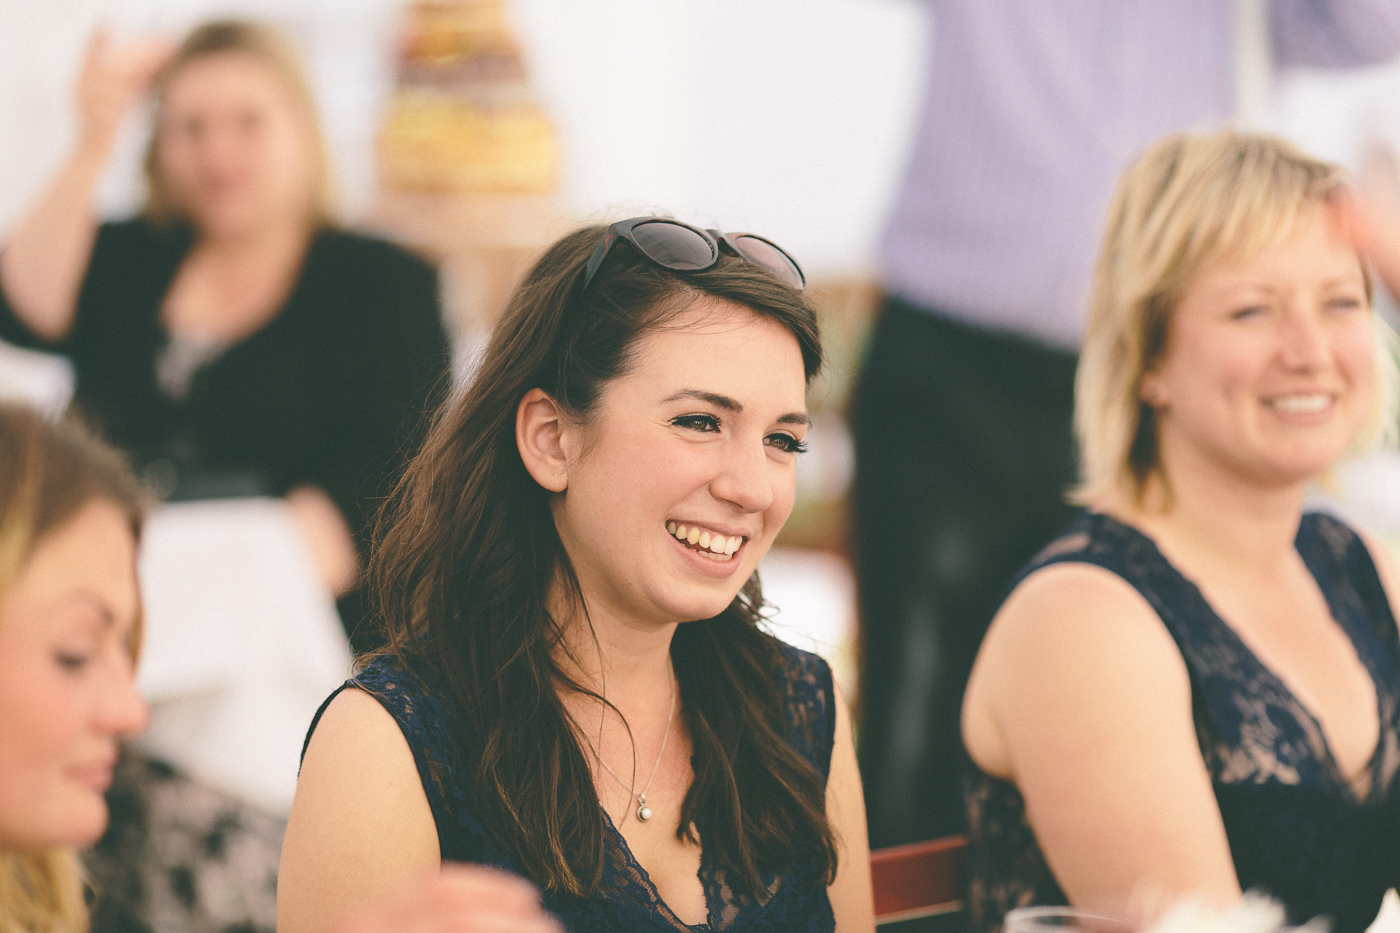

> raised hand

[{"left": 74, "top": 30, "right": 175, "bottom": 154}]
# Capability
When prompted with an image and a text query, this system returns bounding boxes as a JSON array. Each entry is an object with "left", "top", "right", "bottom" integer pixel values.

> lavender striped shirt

[{"left": 878, "top": 0, "right": 1400, "bottom": 349}]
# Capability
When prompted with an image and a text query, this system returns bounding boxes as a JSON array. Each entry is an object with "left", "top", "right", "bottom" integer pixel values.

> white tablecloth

[{"left": 134, "top": 498, "right": 354, "bottom": 816}]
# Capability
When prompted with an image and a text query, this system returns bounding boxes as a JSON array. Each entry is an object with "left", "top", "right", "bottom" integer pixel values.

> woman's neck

[
  {"left": 194, "top": 213, "right": 310, "bottom": 265},
  {"left": 1111, "top": 447, "right": 1309, "bottom": 577},
  {"left": 549, "top": 587, "right": 678, "bottom": 707},
  {"left": 164, "top": 214, "right": 312, "bottom": 342}
]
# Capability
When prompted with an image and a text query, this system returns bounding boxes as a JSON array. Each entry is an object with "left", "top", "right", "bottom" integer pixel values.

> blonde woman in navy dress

[{"left": 962, "top": 131, "right": 1400, "bottom": 933}]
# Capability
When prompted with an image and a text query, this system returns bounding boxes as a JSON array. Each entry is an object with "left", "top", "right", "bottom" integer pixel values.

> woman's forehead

[{"left": 611, "top": 307, "right": 806, "bottom": 408}]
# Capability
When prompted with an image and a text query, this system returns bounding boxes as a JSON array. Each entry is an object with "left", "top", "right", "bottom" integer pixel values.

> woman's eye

[
  {"left": 672, "top": 414, "right": 720, "bottom": 433},
  {"left": 1326, "top": 296, "right": 1365, "bottom": 312},
  {"left": 54, "top": 651, "right": 92, "bottom": 672},
  {"left": 766, "top": 433, "right": 808, "bottom": 454},
  {"left": 1229, "top": 305, "right": 1266, "bottom": 321}
]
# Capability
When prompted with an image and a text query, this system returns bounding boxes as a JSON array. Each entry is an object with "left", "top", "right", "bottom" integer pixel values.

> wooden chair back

[{"left": 870, "top": 835, "right": 968, "bottom": 925}]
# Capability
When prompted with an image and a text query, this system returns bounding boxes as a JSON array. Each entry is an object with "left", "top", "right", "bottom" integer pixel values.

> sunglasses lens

[
  {"left": 630, "top": 221, "right": 717, "bottom": 271},
  {"left": 730, "top": 235, "right": 806, "bottom": 289}
]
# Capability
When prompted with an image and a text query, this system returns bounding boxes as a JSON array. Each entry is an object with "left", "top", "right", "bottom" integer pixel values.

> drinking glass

[{"left": 1004, "top": 906, "right": 1135, "bottom": 933}]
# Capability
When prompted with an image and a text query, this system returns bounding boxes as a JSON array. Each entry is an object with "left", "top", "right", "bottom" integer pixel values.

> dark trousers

[{"left": 852, "top": 297, "right": 1078, "bottom": 847}]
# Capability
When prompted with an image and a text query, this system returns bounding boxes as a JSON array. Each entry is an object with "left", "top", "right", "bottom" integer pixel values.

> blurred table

[{"left": 135, "top": 498, "right": 353, "bottom": 816}]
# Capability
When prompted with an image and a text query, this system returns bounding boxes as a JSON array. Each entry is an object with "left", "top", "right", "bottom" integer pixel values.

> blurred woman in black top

[{"left": 0, "top": 21, "right": 450, "bottom": 645}]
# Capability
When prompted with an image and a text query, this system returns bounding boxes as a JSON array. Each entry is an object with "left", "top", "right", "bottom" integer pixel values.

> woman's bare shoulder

[
  {"left": 964, "top": 559, "right": 1191, "bottom": 777},
  {"left": 278, "top": 686, "right": 440, "bottom": 933},
  {"left": 987, "top": 560, "right": 1176, "bottom": 659},
  {"left": 1354, "top": 525, "right": 1400, "bottom": 621}
]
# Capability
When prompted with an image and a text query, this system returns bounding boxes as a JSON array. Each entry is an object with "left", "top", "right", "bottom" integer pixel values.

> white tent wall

[{"left": 0, "top": 0, "right": 925, "bottom": 279}]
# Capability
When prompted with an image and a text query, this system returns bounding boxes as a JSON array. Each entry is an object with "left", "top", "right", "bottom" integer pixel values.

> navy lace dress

[
  {"left": 306, "top": 637, "right": 838, "bottom": 932},
  {"left": 965, "top": 511, "right": 1400, "bottom": 933}
]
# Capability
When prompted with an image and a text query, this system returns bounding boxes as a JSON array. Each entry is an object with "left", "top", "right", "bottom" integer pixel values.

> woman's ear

[
  {"left": 1138, "top": 368, "right": 1167, "bottom": 409},
  {"left": 517, "top": 388, "right": 572, "bottom": 492}
]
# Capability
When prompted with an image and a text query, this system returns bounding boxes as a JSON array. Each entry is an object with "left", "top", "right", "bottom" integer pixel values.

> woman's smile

[{"left": 666, "top": 521, "right": 745, "bottom": 559}]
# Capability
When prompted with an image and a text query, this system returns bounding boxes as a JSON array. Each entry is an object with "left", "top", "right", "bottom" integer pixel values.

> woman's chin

[
  {"left": 0, "top": 807, "right": 108, "bottom": 854},
  {"left": 53, "top": 795, "right": 112, "bottom": 851},
  {"left": 663, "top": 581, "right": 751, "bottom": 625}
]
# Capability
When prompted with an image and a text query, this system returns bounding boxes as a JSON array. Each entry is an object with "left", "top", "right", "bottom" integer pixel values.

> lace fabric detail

[
  {"left": 965, "top": 511, "right": 1400, "bottom": 933},
  {"left": 309, "top": 638, "right": 836, "bottom": 932}
]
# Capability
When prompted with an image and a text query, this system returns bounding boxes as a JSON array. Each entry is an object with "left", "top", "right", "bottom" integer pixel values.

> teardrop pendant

[{"left": 637, "top": 793, "right": 652, "bottom": 822}]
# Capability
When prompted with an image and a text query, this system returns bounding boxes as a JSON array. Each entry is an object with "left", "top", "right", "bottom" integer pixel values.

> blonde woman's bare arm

[{"left": 962, "top": 564, "right": 1242, "bottom": 922}]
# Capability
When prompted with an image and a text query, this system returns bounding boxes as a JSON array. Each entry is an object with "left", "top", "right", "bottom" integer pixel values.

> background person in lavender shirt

[{"left": 852, "top": 0, "right": 1400, "bottom": 850}]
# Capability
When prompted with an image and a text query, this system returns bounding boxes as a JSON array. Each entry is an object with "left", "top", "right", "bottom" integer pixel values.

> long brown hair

[
  {"left": 0, "top": 404, "right": 146, "bottom": 933},
  {"left": 369, "top": 225, "right": 834, "bottom": 898}
]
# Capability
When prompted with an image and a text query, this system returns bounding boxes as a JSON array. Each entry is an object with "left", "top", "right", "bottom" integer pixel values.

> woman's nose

[
  {"left": 101, "top": 664, "right": 150, "bottom": 739},
  {"left": 1279, "top": 304, "right": 1331, "bottom": 369},
  {"left": 710, "top": 442, "right": 776, "bottom": 513}
]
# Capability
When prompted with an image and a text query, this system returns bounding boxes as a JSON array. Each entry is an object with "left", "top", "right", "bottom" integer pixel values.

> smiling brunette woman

[
  {"left": 278, "top": 219, "right": 874, "bottom": 933},
  {"left": 960, "top": 132, "right": 1400, "bottom": 933}
]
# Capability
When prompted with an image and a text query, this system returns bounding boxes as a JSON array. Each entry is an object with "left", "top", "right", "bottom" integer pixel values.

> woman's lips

[{"left": 68, "top": 758, "right": 116, "bottom": 792}]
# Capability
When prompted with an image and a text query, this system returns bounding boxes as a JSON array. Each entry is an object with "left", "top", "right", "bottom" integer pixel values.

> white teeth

[
  {"left": 667, "top": 523, "right": 745, "bottom": 559},
  {"left": 1269, "top": 394, "right": 1331, "bottom": 414}
]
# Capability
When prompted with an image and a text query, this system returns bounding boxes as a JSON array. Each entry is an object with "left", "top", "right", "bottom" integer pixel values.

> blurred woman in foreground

[
  {"left": 0, "top": 21, "right": 448, "bottom": 640},
  {"left": 0, "top": 406, "right": 148, "bottom": 932},
  {"left": 0, "top": 404, "right": 559, "bottom": 933},
  {"left": 961, "top": 132, "right": 1400, "bottom": 933}
]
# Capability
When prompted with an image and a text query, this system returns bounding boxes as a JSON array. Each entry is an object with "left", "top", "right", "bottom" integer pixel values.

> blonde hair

[
  {"left": 1073, "top": 129, "right": 1400, "bottom": 505},
  {"left": 143, "top": 19, "right": 335, "bottom": 227},
  {"left": 0, "top": 406, "right": 146, "bottom": 933},
  {"left": 0, "top": 852, "right": 86, "bottom": 933}
]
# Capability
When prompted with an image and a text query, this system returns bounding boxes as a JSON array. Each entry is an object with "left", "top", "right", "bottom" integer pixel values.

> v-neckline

[
  {"left": 598, "top": 806, "right": 714, "bottom": 931},
  {"left": 1101, "top": 512, "right": 1387, "bottom": 805}
]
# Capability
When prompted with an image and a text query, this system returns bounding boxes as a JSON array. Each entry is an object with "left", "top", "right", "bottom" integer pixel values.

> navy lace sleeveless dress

[
  {"left": 306, "top": 638, "right": 838, "bottom": 933},
  {"left": 964, "top": 511, "right": 1400, "bottom": 933}
]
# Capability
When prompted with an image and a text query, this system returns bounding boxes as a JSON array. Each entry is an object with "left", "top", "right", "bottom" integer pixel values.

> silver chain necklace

[{"left": 584, "top": 667, "right": 677, "bottom": 823}]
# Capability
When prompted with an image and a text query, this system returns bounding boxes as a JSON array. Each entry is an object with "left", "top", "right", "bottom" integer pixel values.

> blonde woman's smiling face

[
  {"left": 550, "top": 299, "right": 809, "bottom": 629},
  {"left": 0, "top": 500, "right": 148, "bottom": 853},
  {"left": 1142, "top": 208, "right": 1377, "bottom": 489}
]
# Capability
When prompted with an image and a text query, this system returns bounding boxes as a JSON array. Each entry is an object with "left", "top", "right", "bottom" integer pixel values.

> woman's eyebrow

[
  {"left": 63, "top": 591, "right": 116, "bottom": 623},
  {"left": 662, "top": 389, "right": 741, "bottom": 410},
  {"left": 660, "top": 389, "right": 809, "bottom": 426}
]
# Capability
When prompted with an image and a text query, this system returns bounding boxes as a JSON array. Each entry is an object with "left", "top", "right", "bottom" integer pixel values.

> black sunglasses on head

[{"left": 579, "top": 217, "right": 806, "bottom": 295}]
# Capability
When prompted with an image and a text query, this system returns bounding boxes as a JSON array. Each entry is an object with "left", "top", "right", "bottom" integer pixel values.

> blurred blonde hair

[
  {"left": 0, "top": 851, "right": 86, "bottom": 933},
  {"left": 0, "top": 405, "right": 146, "bottom": 933},
  {"left": 143, "top": 19, "right": 335, "bottom": 227},
  {"left": 1073, "top": 129, "right": 1400, "bottom": 506}
]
